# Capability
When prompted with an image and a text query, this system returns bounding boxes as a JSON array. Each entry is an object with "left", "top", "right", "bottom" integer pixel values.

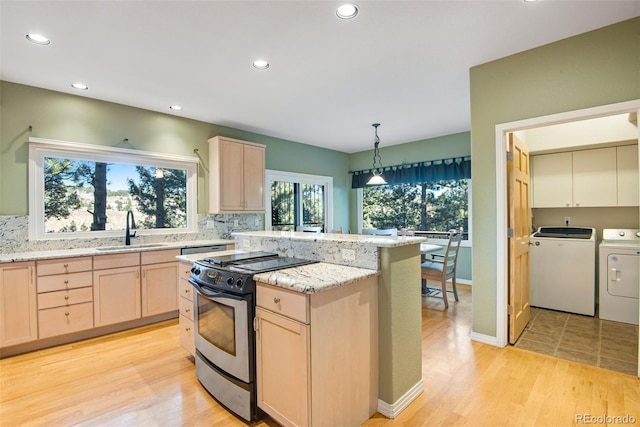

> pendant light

[{"left": 367, "top": 123, "right": 386, "bottom": 185}]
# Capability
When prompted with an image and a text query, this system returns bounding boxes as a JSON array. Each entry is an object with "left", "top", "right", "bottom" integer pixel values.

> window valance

[{"left": 350, "top": 156, "right": 471, "bottom": 188}]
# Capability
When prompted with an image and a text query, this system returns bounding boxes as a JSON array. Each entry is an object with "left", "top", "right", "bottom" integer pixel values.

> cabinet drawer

[
  {"left": 141, "top": 249, "right": 181, "bottom": 265},
  {"left": 38, "top": 302, "right": 94, "bottom": 338},
  {"left": 178, "top": 279, "right": 194, "bottom": 302},
  {"left": 93, "top": 252, "right": 140, "bottom": 270},
  {"left": 37, "top": 271, "right": 93, "bottom": 293},
  {"left": 179, "top": 314, "right": 195, "bottom": 356},
  {"left": 257, "top": 283, "right": 309, "bottom": 324},
  {"left": 178, "top": 262, "right": 192, "bottom": 282},
  {"left": 37, "top": 287, "right": 93, "bottom": 310},
  {"left": 37, "top": 257, "right": 92, "bottom": 276},
  {"left": 179, "top": 295, "right": 194, "bottom": 321}
]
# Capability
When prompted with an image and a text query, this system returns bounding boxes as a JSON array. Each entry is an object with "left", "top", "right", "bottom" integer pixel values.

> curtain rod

[{"left": 348, "top": 155, "right": 471, "bottom": 174}]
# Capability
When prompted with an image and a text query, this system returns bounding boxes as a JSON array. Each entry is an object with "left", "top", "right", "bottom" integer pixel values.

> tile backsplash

[{"left": 0, "top": 214, "right": 263, "bottom": 254}]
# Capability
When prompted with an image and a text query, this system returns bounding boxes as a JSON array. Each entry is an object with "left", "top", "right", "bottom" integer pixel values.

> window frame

[
  {"left": 28, "top": 137, "right": 198, "bottom": 240},
  {"left": 264, "top": 169, "right": 333, "bottom": 231},
  {"left": 356, "top": 179, "right": 472, "bottom": 247}
]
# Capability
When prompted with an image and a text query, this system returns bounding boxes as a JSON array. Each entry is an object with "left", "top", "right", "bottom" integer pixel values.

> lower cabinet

[
  {"left": 93, "top": 265, "right": 141, "bottom": 327},
  {"left": 142, "top": 262, "right": 178, "bottom": 316},
  {"left": 256, "top": 306, "right": 310, "bottom": 427},
  {"left": 0, "top": 262, "right": 37, "bottom": 348},
  {"left": 177, "top": 260, "right": 195, "bottom": 356},
  {"left": 36, "top": 257, "right": 94, "bottom": 338},
  {"left": 1, "top": 248, "right": 183, "bottom": 356},
  {"left": 255, "top": 277, "right": 378, "bottom": 427}
]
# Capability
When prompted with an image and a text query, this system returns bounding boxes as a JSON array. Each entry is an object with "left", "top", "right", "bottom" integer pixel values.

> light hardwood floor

[{"left": 1, "top": 284, "right": 638, "bottom": 426}]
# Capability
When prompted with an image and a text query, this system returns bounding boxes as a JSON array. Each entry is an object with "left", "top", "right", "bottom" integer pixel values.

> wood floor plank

[{"left": 1, "top": 285, "right": 638, "bottom": 426}]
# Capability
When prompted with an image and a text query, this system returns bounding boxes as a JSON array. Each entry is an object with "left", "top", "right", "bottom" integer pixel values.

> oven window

[{"left": 198, "top": 296, "right": 237, "bottom": 356}]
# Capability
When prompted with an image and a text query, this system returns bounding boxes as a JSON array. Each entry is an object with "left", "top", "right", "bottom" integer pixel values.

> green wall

[
  {"left": 469, "top": 17, "right": 640, "bottom": 338},
  {"left": 0, "top": 81, "right": 351, "bottom": 229}
]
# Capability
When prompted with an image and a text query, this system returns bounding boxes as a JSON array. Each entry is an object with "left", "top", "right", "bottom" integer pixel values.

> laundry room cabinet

[
  {"left": 617, "top": 144, "right": 639, "bottom": 206},
  {"left": 532, "top": 146, "right": 637, "bottom": 208},
  {"left": 572, "top": 147, "right": 617, "bottom": 207}
]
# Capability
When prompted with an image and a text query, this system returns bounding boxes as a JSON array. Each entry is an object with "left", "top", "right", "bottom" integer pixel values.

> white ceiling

[{"left": 2, "top": 1, "right": 639, "bottom": 153}]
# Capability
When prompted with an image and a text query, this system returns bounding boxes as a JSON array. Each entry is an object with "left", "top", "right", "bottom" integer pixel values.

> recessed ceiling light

[
  {"left": 523, "top": 0, "right": 538, "bottom": 2},
  {"left": 170, "top": 105, "right": 183, "bottom": 111},
  {"left": 336, "top": 4, "right": 358, "bottom": 19},
  {"left": 252, "top": 59, "right": 270, "bottom": 70},
  {"left": 71, "top": 83, "right": 88, "bottom": 90},
  {"left": 25, "top": 33, "right": 51, "bottom": 45}
]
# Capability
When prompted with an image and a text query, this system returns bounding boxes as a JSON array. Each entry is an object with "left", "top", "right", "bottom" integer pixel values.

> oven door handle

[{"left": 189, "top": 279, "right": 245, "bottom": 301}]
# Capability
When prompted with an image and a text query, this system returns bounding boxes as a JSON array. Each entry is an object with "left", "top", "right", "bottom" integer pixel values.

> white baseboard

[
  {"left": 377, "top": 380, "right": 424, "bottom": 419},
  {"left": 470, "top": 331, "right": 500, "bottom": 347}
]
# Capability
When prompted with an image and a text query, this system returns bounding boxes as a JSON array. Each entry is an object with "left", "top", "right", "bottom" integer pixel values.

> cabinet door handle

[
  {"left": 273, "top": 297, "right": 281, "bottom": 304},
  {"left": 65, "top": 311, "right": 70, "bottom": 316},
  {"left": 185, "top": 308, "right": 190, "bottom": 313},
  {"left": 64, "top": 295, "right": 69, "bottom": 300}
]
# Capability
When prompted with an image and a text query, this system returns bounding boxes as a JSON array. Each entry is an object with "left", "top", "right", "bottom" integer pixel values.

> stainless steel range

[{"left": 189, "top": 252, "right": 317, "bottom": 422}]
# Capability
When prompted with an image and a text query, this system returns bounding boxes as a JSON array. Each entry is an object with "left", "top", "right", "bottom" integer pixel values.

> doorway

[{"left": 494, "top": 99, "right": 640, "bottom": 376}]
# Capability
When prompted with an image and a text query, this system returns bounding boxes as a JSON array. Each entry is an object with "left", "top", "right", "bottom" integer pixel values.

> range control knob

[
  {"left": 636, "top": 231, "right": 640, "bottom": 238},
  {"left": 235, "top": 278, "right": 244, "bottom": 289},
  {"left": 226, "top": 277, "right": 235, "bottom": 287},
  {"left": 619, "top": 231, "right": 626, "bottom": 237},
  {"left": 191, "top": 267, "right": 201, "bottom": 276}
]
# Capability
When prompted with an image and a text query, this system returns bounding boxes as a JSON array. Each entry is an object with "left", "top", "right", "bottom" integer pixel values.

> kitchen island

[{"left": 232, "top": 231, "right": 426, "bottom": 419}]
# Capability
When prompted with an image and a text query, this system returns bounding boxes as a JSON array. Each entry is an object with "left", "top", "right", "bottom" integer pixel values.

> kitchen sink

[{"left": 95, "top": 243, "right": 168, "bottom": 251}]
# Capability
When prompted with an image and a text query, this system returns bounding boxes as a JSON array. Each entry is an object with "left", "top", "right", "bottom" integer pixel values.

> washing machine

[
  {"left": 599, "top": 228, "right": 640, "bottom": 325},
  {"left": 530, "top": 226, "right": 597, "bottom": 316}
]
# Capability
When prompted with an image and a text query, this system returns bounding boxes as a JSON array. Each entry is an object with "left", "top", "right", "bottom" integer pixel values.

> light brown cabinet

[
  {"left": 0, "top": 262, "right": 37, "bottom": 348},
  {"left": 208, "top": 136, "right": 266, "bottom": 213},
  {"left": 36, "top": 257, "right": 94, "bottom": 338},
  {"left": 177, "top": 260, "right": 195, "bottom": 356},
  {"left": 93, "top": 253, "right": 141, "bottom": 327},
  {"left": 141, "top": 250, "right": 179, "bottom": 317},
  {"left": 255, "top": 278, "right": 378, "bottom": 427}
]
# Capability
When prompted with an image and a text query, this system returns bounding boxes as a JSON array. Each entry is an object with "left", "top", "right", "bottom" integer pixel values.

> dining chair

[
  {"left": 421, "top": 229, "right": 462, "bottom": 308},
  {"left": 296, "top": 225, "right": 322, "bottom": 233},
  {"left": 361, "top": 228, "right": 398, "bottom": 236}
]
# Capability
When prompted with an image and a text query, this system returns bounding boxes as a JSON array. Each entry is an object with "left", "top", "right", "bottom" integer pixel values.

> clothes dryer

[{"left": 599, "top": 229, "right": 640, "bottom": 325}]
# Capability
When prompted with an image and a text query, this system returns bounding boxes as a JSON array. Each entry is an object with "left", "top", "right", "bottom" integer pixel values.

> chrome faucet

[{"left": 125, "top": 210, "right": 136, "bottom": 246}]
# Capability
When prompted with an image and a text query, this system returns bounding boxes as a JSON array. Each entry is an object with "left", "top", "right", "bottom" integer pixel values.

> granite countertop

[
  {"left": 253, "top": 262, "right": 379, "bottom": 294},
  {"left": 178, "top": 249, "right": 378, "bottom": 294},
  {"left": 0, "top": 239, "right": 234, "bottom": 263},
  {"left": 232, "top": 230, "right": 426, "bottom": 247}
]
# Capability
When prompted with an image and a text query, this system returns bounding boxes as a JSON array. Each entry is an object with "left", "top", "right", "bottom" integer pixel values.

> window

[
  {"left": 29, "top": 138, "right": 198, "bottom": 239},
  {"left": 265, "top": 170, "right": 333, "bottom": 232},
  {"left": 361, "top": 179, "right": 471, "bottom": 240}
]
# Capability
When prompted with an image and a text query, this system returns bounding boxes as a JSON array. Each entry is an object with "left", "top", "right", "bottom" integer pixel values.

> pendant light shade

[{"left": 367, "top": 123, "right": 386, "bottom": 185}]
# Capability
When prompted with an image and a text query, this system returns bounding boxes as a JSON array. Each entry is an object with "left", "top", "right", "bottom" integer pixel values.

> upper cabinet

[
  {"left": 617, "top": 144, "right": 639, "bottom": 206},
  {"left": 531, "top": 152, "right": 573, "bottom": 208},
  {"left": 209, "top": 136, "right": 266, "bottom": 213},
  {"left": 572, "top": 147, "right": 617, "bottom": 207},
  {"left": 532, "top": 145, "right": 639, "bottom": 208}
]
